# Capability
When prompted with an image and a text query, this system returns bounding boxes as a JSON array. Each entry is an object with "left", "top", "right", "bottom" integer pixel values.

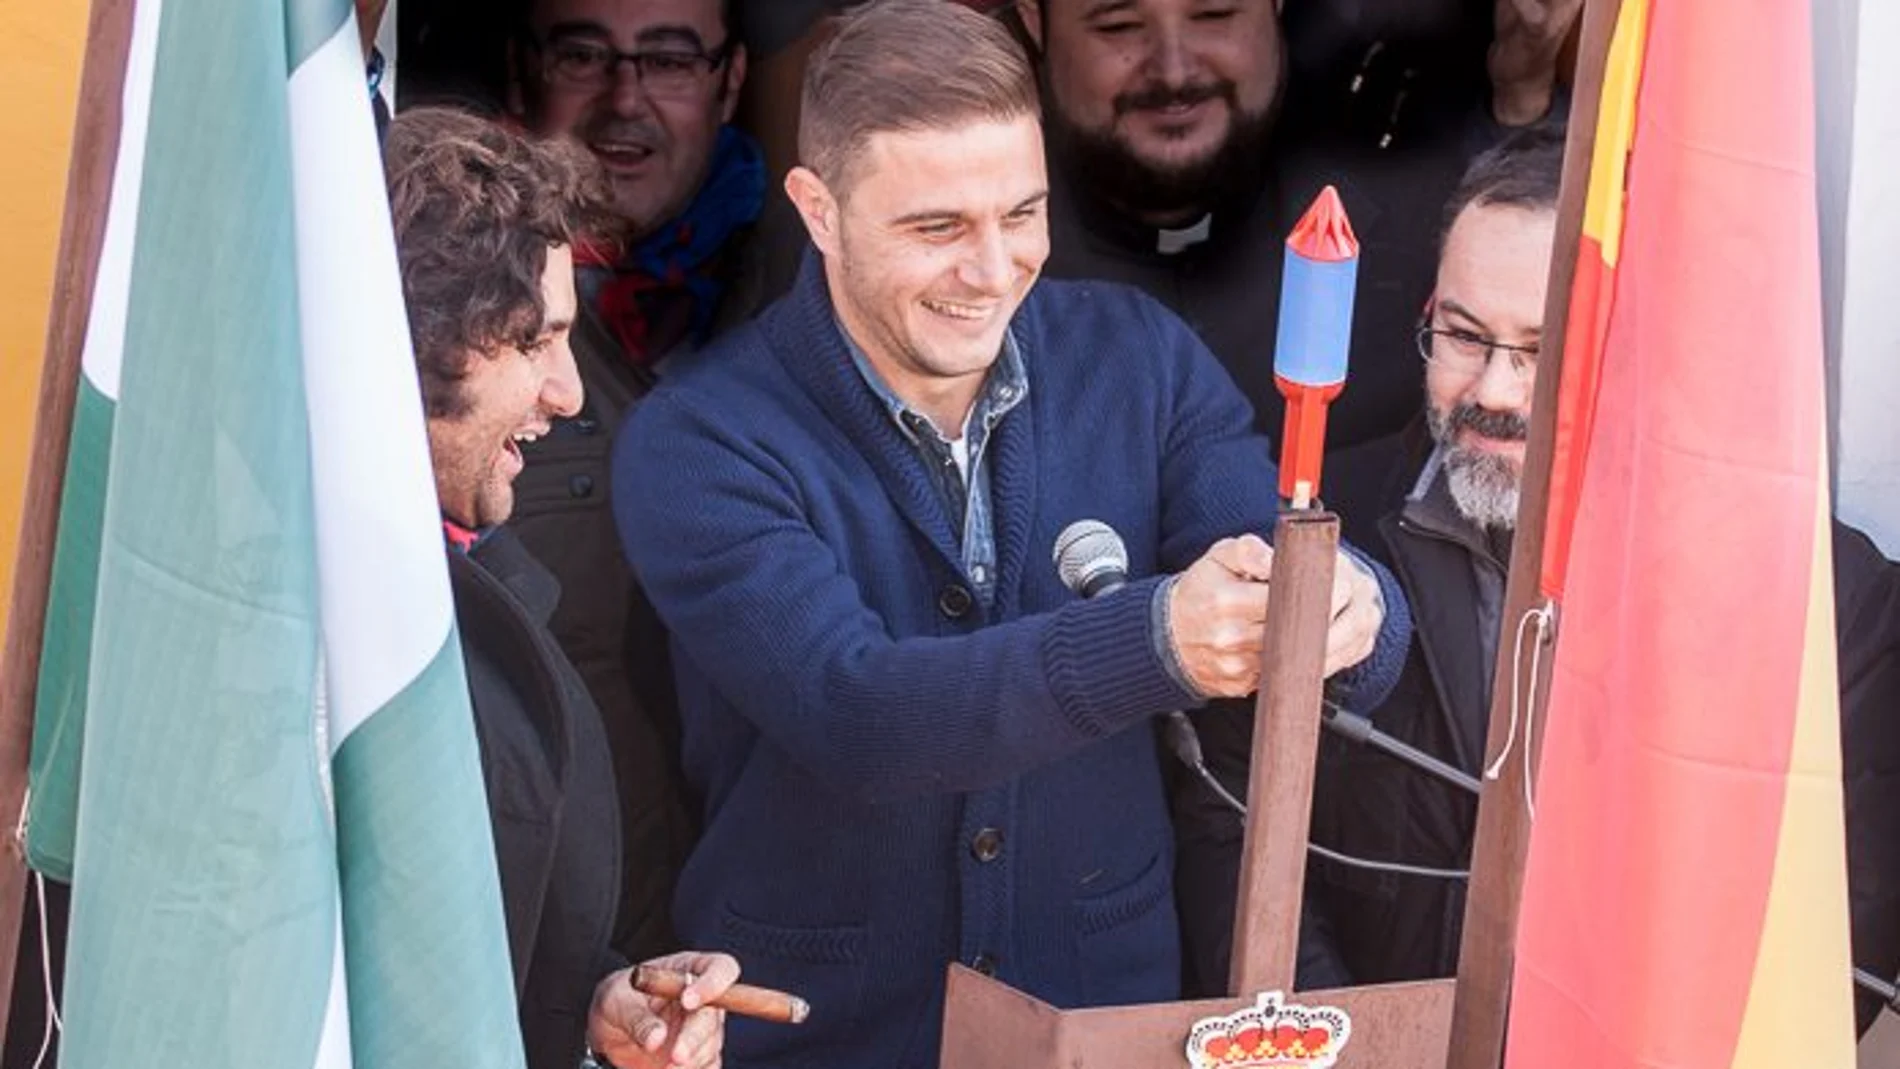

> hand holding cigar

[
  {"left": 632, "top": 964, "right": 811, "bottom": 1025},
  {"left": 587, "top": 951, "right": 752, "bottom": 1069}
]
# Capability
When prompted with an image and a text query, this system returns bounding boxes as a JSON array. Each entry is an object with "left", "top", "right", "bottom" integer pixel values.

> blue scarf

[{"left": 581, "top": 125, "right": 766, "bottom": 363}]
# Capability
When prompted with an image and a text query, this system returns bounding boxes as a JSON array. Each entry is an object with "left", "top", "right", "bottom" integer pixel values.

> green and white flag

[{"left": 28, "top": 1, "right": 524, "bottom": 1066}]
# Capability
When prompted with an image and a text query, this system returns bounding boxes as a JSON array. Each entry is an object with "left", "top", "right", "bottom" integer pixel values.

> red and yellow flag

[{"left": 1506, "top": 0, "right": 1855, "bottom": 1065}]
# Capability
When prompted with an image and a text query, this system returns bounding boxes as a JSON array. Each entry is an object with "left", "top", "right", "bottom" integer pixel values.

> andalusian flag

[
  {"left": 1506, "top": 1, "right": 1856, "bottom": 1066},
  {"left": 28, "top": 1, "right": 524, "bottom": 1066}
]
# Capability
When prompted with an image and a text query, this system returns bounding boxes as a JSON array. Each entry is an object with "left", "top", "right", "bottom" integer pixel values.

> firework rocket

[{"left": 1273, "top": 185, "right": 1359, "bottom": 506}]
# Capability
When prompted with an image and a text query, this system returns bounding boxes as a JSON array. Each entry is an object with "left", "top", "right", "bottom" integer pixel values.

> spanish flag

[{"left": 1506, "top": 0, "right": 1856, "bottom": 1065}]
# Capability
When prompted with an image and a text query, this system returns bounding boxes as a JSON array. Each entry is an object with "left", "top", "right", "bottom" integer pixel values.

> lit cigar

[{"left": 630, "top": 965, "right": 810, "bottom": 1025}]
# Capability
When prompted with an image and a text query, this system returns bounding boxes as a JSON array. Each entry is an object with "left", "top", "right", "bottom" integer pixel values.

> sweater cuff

[
  {"left": 1327, "top": 546, "right": 1411, "bottom": 712},
  {"left": 1150, "top": 574, "right": 1210, "bottom": 704},
  {"left": 1042, "top": 574, "right": 1201, "bottom": 737}
]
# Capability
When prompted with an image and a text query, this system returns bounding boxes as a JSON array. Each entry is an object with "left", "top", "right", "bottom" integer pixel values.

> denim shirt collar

[{"left": 838, "top": 323, "right": 1029, "bottom": 445}]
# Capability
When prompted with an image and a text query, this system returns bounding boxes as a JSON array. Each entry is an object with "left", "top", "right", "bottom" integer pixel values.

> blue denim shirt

[{"left": 841, "top": 329, "right": 1026, "bottom": 607}]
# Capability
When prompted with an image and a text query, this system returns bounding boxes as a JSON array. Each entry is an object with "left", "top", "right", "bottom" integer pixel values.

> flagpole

[
  {"left": 1443, "top": 1, "right": 1624, "bottom": 1066},
  {"left": 0, "top": 0, "right": 137, "bottom": 1042}
]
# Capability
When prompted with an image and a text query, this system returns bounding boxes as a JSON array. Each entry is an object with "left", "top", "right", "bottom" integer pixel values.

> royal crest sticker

[{"left": 1184, "top": 991, "right": 1352, "bottom": 1068}]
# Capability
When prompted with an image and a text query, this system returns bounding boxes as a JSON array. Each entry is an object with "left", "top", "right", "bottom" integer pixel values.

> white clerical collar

[{"left": 1156, "top": 214, "right": 1214, "bottom": 255}]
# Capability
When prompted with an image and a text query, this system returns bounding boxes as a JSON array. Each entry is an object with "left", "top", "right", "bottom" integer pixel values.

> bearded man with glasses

[
  {"left": 1289, "top": 123, "right": 1564, "bottom": 988},
  {"left": 500, "top": 0, "right": 766, "bottom": 971},
  {"left": 1171, "top": 123, "right": 1563, "bottom": 994}
]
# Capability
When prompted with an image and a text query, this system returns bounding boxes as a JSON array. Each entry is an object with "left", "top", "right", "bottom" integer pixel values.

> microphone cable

[{"left": 1163, "top": 711, "right": 1473, "bottom": 882}]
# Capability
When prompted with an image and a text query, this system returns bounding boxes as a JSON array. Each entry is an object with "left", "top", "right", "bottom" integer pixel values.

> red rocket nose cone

[{"left": 1287, "top": 185, "right": 1360, "bottom": 262}]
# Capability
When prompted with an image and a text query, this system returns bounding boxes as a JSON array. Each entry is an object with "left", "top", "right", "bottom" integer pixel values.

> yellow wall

[{"left": 0, "top": 5, "right": 90, "bottom": 652}]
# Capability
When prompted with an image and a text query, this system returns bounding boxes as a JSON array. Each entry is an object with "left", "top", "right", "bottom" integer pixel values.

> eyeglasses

[
  {"left": 1415, "top": 324, "right": 1540, "bottom": 379},
  {"left": 532, "top": 34, "right": 733, "bottom": 96}
]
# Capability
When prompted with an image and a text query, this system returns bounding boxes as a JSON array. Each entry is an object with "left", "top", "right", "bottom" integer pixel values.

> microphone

[
  {"left": 1052, "top": 521, "right": 1471, "bottom": 881},
  {"left": 1053, "top": 520, "right": 1129, "bottom": 598}
]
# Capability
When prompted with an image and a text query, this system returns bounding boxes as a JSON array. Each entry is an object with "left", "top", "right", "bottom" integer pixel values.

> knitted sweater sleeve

[
  {"left": 1136, "top": 294, "right": 1412, "bottom": 712},
  {"left": 614, "top": 389, "right": 1200, "bottom": 804}
]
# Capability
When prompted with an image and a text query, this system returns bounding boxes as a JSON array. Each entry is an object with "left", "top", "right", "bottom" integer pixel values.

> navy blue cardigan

[{"left": 614, "top": 258, "right": 1410, "bottom": 1068}]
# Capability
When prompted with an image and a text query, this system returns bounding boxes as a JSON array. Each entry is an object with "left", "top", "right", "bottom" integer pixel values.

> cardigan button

[
  {"left": 971, "top": 953, "right": 998, "bottom": 977},
  {"left": 568, "top": 474, "right": 595, "bottom": 498},
  {"left": 938, "top": 583, "right": 974, "bottom": 619},
  {"left": 970, "top": 828, "right": 1003, "bottom": 863}
]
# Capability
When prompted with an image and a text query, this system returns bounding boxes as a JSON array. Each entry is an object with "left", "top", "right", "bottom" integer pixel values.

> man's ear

[
  {"left": 1018, "top": 0, "right": 1045, "bottom": 52},
  {"left": 784, "top": 166, "right": 842, "bottom": 258},
  {"left": 720, "top": 44, "right": 749, "bottom": 124}
]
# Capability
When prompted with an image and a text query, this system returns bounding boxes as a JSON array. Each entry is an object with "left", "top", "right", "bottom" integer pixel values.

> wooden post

[
  {"left": 0, "top": 0, "right": 136, "bottom": 1042},
  {"left": 1443, "top": 1, "right": 1623, "bottom": 1065},
  {"left": 1228, "top": 509, "right": 1338, "bottom": 994}
]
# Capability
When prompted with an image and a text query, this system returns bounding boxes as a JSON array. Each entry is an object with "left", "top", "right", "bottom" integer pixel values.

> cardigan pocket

[
  {"left": 1073, "top": 850, "right": 1179, "bottom": 1006},
  {"left": 718, "top": 905, "right": 871, "bottom": 1044}
]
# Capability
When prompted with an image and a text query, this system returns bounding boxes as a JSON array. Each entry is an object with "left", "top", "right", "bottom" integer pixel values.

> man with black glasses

[
  {"left": 1171, "top": 123, "right": 1563, "bottom": 993},
  {"left": 502, "top": 0, "right": 765, "bottom": 967},
  {"left": 1295, "top": 124, "right": 1562, "bottom": 987}
]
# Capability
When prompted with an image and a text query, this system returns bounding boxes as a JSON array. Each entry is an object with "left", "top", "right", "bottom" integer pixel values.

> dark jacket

[
  {"left": 1302, "top": 445, "right": 1504, "bottom": 984},
  {"left": 1836, "top": 522, "right": 1900, "bottom": 1033},
  {"left": 614, "top": 256, "right": 1410, "bottom": 1069},
  {"left": 511, "top": 221, "right": 774, "bottom": 963},
  {"left": 450, "top": 529, "right": 625, "bottom": 1069},
  {"left": 509, "top": 306, "right": 694, "bottom": 966}
]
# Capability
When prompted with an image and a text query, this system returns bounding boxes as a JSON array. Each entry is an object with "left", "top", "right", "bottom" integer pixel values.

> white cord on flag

[
  {"left": 16, "top": 785, "right": 64, "bottom": 1069},
  {"left": 313, "top": 653, "right": 336, "bottom": 818},
  {"left": 30, "top": 869, "right": 62, "bottom": 1069},
  {"left": 12, "top": 784, "right": 29, "bottom": 850},
  {"left": 1484, "top": 598, "right": 1556, "bottom": 820}
]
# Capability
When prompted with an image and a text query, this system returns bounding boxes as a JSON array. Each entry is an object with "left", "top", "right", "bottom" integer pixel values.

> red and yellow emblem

[{"left": 1185, "top": 992, "right": 1351, "bottom": 1069}]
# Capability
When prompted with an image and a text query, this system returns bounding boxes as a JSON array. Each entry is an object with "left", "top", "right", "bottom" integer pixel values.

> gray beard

[
  {"left": 1427, "top": 403, "right": 1524, "bottom": 530},
  {"left": 1442, "top": 449, "right": 1521, "bottom": 531}
]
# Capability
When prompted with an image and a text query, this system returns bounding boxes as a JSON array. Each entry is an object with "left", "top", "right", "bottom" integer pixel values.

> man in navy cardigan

[{"left": 613, "top": 4, "right": 1411, "bottom": 1066}]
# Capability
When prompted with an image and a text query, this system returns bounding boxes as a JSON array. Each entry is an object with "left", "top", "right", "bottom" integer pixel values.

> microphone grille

[{"left": 1053, "top": 520, "right": 1129, "bottom": 595}]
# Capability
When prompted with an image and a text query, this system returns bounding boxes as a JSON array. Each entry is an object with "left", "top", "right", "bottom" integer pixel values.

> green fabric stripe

[
  {"left": 333, "top": 633, "right": 524, "bottom": 1068},
  {"left": 285, "top": 0, "right": 350, "bottom": 71},
  {"left": 58, "top": 0, "right": 332, "bottom": 1066},
  {"left": 27, "top": 378, "right": 114, "bottom": 880}
]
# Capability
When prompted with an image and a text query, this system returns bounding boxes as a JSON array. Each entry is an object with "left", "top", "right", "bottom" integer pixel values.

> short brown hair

[
  {"left": 384, "top": 107, "right": 618, "bottom": 417},
  {"left": 799, "top": 0, "right": 1038, "bottom": 190}
]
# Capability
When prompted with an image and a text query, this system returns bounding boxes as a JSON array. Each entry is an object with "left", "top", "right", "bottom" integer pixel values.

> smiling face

[
  {"left": 427, "top": 245, "right": 584, "bottom": 528},
  {"left": 515, "top": 0, "right": 743, "bottom": 238},
  {"left": 1424, "top": 200, "right": 1557, "bottom": 528},
  {"left": 787, "top": 116, "right": 1051, "bottom": 432},
  {"left": 1024, "top": 0, "right": 1283, "bottom": 223}
]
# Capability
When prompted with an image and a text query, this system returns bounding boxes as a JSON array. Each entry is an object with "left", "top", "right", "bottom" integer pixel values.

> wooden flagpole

[
  {"left": 1442, "top": 1, "right": 1625, "bottom": 1064},
  {"left": 0, "top": 0, "right": 137, "bottom": 1042}
]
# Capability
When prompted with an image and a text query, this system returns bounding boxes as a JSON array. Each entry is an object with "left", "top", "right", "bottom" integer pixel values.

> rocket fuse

[{"left": 1273, "top": 185, "right": 1359, "bottom": 506}]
